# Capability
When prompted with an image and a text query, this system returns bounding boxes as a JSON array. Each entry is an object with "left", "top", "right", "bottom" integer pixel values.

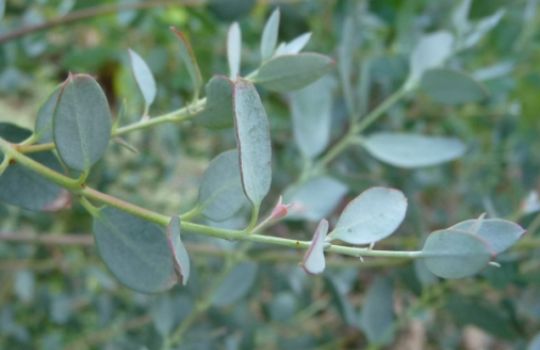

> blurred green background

[{"left": 1, "top": 0, "right": 540, "bottom": 349}]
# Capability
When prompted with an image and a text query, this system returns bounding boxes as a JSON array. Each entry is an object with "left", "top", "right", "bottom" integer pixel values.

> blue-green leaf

[
  {"left": 198, "top": 149, "right": 249, "bottom": 221},
  {"left": 301, "top": 219, "right": 328, "bottom": 275},
  {"left": 407, "top": 31, "right": 454, "bottom": 87},
  {"left": 53, "top": 74, "right": 112, "bottom": 172},
  {"left": 34, "top": 86, "right": 61, "bottom": 143},
  {"left": 211, "top": 262, "right": 258, "bottom": 307},
  {"left": 284, "top": 176, "right": 347, "bottom": 221},
  {"left": 166, "top": 217, "right": 190, "bottom": 286},
  {"left": 92, "top": 207, "right": 176, "bottom": 293},
  {"left": 260, "top": 8, "right": 280, "bottom": 61},
  {"left": 196, "top": 75, "right": 234, "bottom": 129},
  {"left": 233, "top": 79, "right": 272, "bottom": 208},
  {"left": 328, "top": 187, "right": 407, "bottom": 245},
  {"left": 253, "top": 53, "right": 335, "bottom": 92},
  {"left": 171, "top": 28, "right": 203, "bottom": 99},
  {"left": 227, "top": 22, "right": 242, "bottom": 79},
  {"left": 128, "top": 49, "right": 157, "bottom": 114},
  {"left": 421, "top": 229, "right": 492, "bottom": 279},
  {"left": 450, "top": 218, "right": 524, "bottom": 255},
  {"left": 421, "top": 68, "right": 487, "bottom": 105},
  {"left": 362, "top": 132, "right": 466, "bottom": 168},
  {"left": 290, "top": 76, "right": 334, "bottom": 159},
  {"left": 275, "top": 32, "right": 311, "bottom": 56},
  {"left": 359, "top": 277, "right": 395, "bottom": 345}
]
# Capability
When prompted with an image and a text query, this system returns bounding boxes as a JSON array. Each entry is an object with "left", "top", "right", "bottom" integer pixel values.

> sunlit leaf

[
  {"left": 422, "top": 229, "right": 492, "bottom": 279},
  {"left": 92, "top": 207, "right": 175, "bottom": 293},
  {"left": 53, "top": 74, "right": 112, "bottom": 172},
  {"left": 260, "top": 8, "right": 280, "bottom": 61},
  {"left": 421, "top": 68, "right": 487, "bottom": 105},
  {"left": 328, "top": 187, "right": 407, "bottom": 245},
  {"left": 301, "top": 219, "right": 328, "bottom": 275},
  {"left": 362, "top": 132, "right": 466, "bottom": 168},
  {"left": 128, "top": 48, "right": 157, "bottom": 114},
  {"left": 407, "top": 31, "right": 454, "bottom": 86},
  {"left": 253, "top": 53, "right": 334, "bottom": 92},
  {"left": 233, "top": 79, "right": 272, "bottom": 207},
  {"left": 198, "top": 149, "right": 249, "bottom": 221}
]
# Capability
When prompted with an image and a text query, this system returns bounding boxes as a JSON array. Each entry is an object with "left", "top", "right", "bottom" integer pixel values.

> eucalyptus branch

[{"left": 0, "top": 137, "right": 424, "bottom": 261}]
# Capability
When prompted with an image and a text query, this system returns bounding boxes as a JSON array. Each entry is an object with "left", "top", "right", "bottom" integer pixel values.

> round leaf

[
  {"left": 301, "top": 219, "right": 328, "bottom": 275},
  {"left": 253, "top": 53, "right": 335, "bottom": 92},
  {"left": 233, "top": 79, "right": 272, "bottom": 207},
  {"left": 421, "top": 68, "right": 487, "bottom": 105},
  {"left": 53, "top": 74, "right": 112, "bottom": 172},
  {"left": 362, "top": 132, "right": 466, "bottom": 168},
  {"left": 92, "top": 207, "right": 175, "bottom": 293},
  {"left": 422, "top": 229, "right": 492, "bottom": 279},
  {"left": 198, "top": 149, "right": 248, "bottom": 221},
  {"left": 450, "top": 218, "right": 525, "bottom": 255},
  {"left": 329, "top": 187, "right": 407, "bottom": 245}
]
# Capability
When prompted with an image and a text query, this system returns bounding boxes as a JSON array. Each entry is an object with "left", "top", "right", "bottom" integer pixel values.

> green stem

[{"left": 0, "top": 138, "right": 424, "bottom": 260}]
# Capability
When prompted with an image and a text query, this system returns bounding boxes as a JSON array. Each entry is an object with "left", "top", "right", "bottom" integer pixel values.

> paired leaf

[
  {"left": 211, "top": 262, "right": 258, "bottom": 307},
  {"left": 421, "top": 68, "right": 487, "bottom": 105},
  {"left": 171, "top": 28, "right": 203, "bottom": 98},
  {"left": 301, "top": 219, "right": 328, "bottom": 275},
  {"left": 421, "top": 229, "right": 492, "bottom": 279},
  {"left": 227, "top": 22, "right": 242, "bottom": 79},
  {"left": 362, "top": 132, "right": 466, "bottom": 168},
  {"left": 260, "top": 8, "right": 280, "bottom": 61},
  {"left": 451, "top": 218, "right": 525, "bottom": 255},
  {"left": 92, "top": 207, "right": 175, "bottom": 293},
  {"left": 34, "top": 86, "right": 61, "bottom": 143},
  {"left": 128, "top": 49, "right": 157, "bottom": 114},
  {"left": 284, "top": 176, "right": 348, "bottom": 221},
  {"left": 166, "top": 217, "right": 190, "bottom": 285},
  {"left": 196, "top": 75, "right": 234, "bottom": 129},
  {"left": 275, "top": 32, "right": 312, "bottom": 56},
  {"left": 198, "top": 149, "right": 248, "bottom": 221},
  {"left": 328, "top": 187, "right": 407, "bottom": 245},
  {"left": 290, "top": 76, "right": 334, "bottom": 159},
  {"left": 407, "top": 31, "right": 454, "bottom": 85},
  {"left": 253, "top": 53, "right": 334, "bottom": 92},
  {"left": 53, "top": 74, "right": 112, "bottom": 172},
  {"left": 0, "top": 151, "right": 64, "bottom": 211},
  {"left": 233, "top": 79, "right": 272, "bottom": 208},
  {"left": 359, "top": 277, "right": 395, "bottom": 345}
]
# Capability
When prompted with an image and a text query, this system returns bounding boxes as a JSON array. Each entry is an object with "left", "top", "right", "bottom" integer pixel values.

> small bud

[{"left": 269, "top": 196, "right": 293, "bottom": 220}]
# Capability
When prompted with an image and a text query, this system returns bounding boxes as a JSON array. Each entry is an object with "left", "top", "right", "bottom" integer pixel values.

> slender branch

[
  {"left": 0, "top": 0, "right": 206, "bottom": 45},
  {"left": 0, "top": 138, "right": 424, "bottom": 260}
]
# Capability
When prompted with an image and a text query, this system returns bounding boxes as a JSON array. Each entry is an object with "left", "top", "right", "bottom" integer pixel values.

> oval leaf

[
  {"left": 421, "top": 68, "right": 487, "bottom": 105},
  {"left": 198, "top": 149, "right": 249, "bottom": 221},
  {"left": 329, "top": 187, "right": 407, "bottom": 245},
  {"left": 253, "top": 53, "right": 335, "bottom": 92},
  {"left": 422, "top": 229, "right": 492, "bottom": 279},
  {"left": 196, "top": 75, "right": 234, "bottom": 129},
  {"left": 211, "top": 262, "right": 258, "bottom": 307},
  {"left": 166, "top": 217, "right": 190, "bottom": 285},
  {"left": 408, "top": 31, "right": 454, "bottom": 85},
  {"left": 0, "top": 151, "right": 64, "bottom": 211},
  {"left": 284, "top": 176, "right": 348, "bottom": 221},
  {"left": 53, "top": 74, "right": 112, "bottom": 172},
  {"left": 362, "top": 132, "right": 466, "bottom": 168},
  {"left": 92, "top": 207, "right": 175, "bottom": 293},
  {"left": 128, "top": 49, "right": 157, "bottom": 113},
  {"left": 233, "top": 79, "right": 272, "bottom": 207},
  {"left": 34, "top": 86, "right": 61, "bottom": 143},
  {"left": 360, "top": 277, "right": 395, "bottom": 345},
  {"left": 450, "top": 218, "right": 525, "bottom": 255},
  {"left": 227, "top": 22, "right": 242, "bottom": 79},
  {"left": 171, "top": 28, "right": 203, "bottom": 98},
  {"left": 291, "top": 76, "right": 334, "bottom": 159},
  {"left": 301, "top": 219, "right": 328, "bottom": 275},
  {"left": 260, "top": 8, "right": 280, "bottom": 61}
]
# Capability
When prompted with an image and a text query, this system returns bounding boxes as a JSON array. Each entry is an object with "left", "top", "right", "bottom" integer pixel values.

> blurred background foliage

[{"left": 1, "top": 0, "right": 540, "bottom": 349}]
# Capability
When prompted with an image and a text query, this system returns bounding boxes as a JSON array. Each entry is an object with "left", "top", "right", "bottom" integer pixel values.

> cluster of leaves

[{"left": 1, "top": 0, "right": 540, "bottom": 349}]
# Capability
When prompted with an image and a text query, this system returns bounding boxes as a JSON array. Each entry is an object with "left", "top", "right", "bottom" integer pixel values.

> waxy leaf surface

[
  {"left": 166, "top": 217, "right": 190, "bottom": 285},
  {"left": 260, "top": 8, "right": 280, "bottom": 61},
  {"left": 301, "top": 219, "right": 328, "bottom": 275},
  {"left": 128, "top": 49, "right": 157, "bottom": 113},
  {"left": 421, "top": 68, "right": 487, "bottom": 105}
]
